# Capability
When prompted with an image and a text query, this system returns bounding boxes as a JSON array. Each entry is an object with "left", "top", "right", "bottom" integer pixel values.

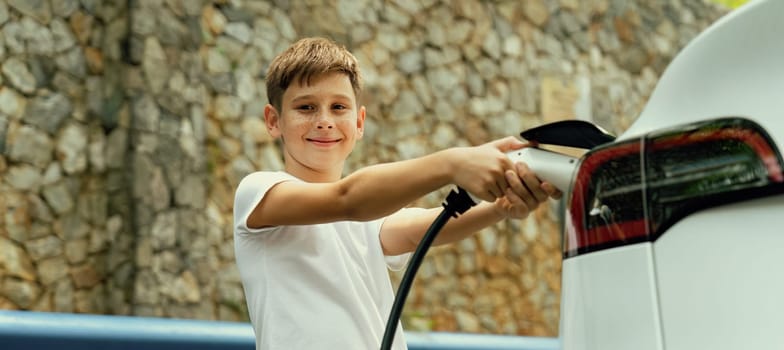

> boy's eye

[
  {"left": 296, "top": 105, "right": 314, "bottom": 111},
  {"left": 332, "top": 104, "right": 347, "bottom": 110}
]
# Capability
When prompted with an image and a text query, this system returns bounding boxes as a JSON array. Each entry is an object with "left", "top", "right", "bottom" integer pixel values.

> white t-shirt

[{"left": 233, "top": 171, "right": 410, "bottom": 350}]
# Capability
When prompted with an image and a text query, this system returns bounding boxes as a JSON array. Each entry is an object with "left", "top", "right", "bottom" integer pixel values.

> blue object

[
  {"left": 0, "top": 310, "right": 559, "bottom": 350},
  {"left": 0, "top": 310, "right": 255, "bottom": 350},
  {"left": 406, "top": 332, "right": 560, "bottom": 350}
]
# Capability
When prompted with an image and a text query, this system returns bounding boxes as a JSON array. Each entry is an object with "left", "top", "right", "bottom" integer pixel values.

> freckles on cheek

[
  {"left": 289, "top": 122, "right": 312, "bottom": 133},
  {"left": 337, "top": 117, "right": 358, "bottom": 127}
]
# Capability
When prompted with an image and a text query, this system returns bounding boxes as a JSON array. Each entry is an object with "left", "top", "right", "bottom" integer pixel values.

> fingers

[
  {"left": 489, "top": 181, "right": 505, "bottom": 200},
  {"left": 475, "top": 146, "right": 517, "bottom": 201},
  {"left": 466, "top": 177, "right": 506, "bottom": 202},
  {"left": 473, "top": 190, "right": 496, "bottom": 203},
  {"left": 515, "top": 162, "right": 550, "bottom": 202},
  {"left": 505, "top": 169, "right": 529, "bottom": 203},
  {"left": 459, "top": 140, "right": 550, "bottom": 202},
  {"left": 503, "top": 187, "right": 530, "bottom": 217},
  {"left": 490, "top": 136, "right": 527, "bottom": 153},
  {"left": 478, "top": 168, "right": 509, "bottom": 202},
  {"left": 501, "top": 162, "right": 559, "bottom": 212},
  {"left": 493, "top": 158, "right": 569, "bottom": 219},
  {"left": 541, "top": 182, "right": 563, "bottom": 199}
]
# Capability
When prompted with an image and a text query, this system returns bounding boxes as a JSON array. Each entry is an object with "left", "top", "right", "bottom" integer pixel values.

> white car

[{"left": 556, "top": 0, "right": 784, "bottom": 349}]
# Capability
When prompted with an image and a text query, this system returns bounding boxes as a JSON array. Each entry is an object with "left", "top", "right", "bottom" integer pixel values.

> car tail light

[{"left": 564, "top": 118, "right": 784, "bottom": 258}]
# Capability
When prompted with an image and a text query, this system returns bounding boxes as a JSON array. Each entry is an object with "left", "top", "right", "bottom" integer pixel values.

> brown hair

[{"left": 265, "top": 37, "right": 362, "bottom": 111}]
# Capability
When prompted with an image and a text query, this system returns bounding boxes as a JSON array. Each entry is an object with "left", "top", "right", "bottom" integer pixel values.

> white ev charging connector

[{"left": 506, "top": 147, "right": 579, "bottom": 193}]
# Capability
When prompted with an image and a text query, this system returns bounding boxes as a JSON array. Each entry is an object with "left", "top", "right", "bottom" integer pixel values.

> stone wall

[
  {"left": 0, "top": 0, "right": 134, "bottom": 315},
  {"left": 0, "top": 0, "right": 726, "bottom": 337}
]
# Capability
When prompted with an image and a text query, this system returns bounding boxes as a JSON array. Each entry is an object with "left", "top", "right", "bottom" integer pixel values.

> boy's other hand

[{"left": 493, "top": 162, "right": 563, "bottom": 219}]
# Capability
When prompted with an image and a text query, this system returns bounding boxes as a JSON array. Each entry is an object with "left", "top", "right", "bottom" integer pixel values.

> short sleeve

[
  {"left": 384, "top": 252, "right": 411, "bottom": 271},
  {"left": 233, "top": 171, "right": 298, "bottom": 235}
]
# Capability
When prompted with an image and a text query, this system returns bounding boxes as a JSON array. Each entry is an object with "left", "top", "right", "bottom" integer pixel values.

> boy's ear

[
  {"left": 264, "top": 104, "right": 282, "bottom": 138},
  {"left": 356, "top": 105, "right": 366, "bottom": 139}
]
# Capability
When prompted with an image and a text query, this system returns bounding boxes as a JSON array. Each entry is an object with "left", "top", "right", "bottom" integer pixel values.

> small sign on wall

[{"left": 541, "top": 76, "right": 592, "bottom": 123}]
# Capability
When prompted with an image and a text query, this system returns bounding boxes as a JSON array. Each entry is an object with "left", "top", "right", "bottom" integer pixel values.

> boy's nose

[{"left": 316, "top": 113, "right": 334, "bottom": 129}]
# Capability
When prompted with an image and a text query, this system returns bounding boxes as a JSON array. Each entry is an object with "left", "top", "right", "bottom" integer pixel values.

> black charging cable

[{"left": 379, "top": 187, "right": 478, "bottom": 350}]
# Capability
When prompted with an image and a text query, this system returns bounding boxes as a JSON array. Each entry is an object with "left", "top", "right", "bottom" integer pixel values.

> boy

[{"left": 233, "top": 37, "right": 560, "bottom": 350}]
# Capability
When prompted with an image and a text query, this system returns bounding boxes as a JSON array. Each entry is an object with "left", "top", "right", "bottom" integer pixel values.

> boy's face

[{"left": 264, "top": 72, "right": 365, "bottom": 179}]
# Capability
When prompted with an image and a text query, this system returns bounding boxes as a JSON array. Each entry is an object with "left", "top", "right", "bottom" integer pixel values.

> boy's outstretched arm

[
  {"left": 245, "top": 137, "right": 526, "bottom": 229},
  {"left": 379, "top": 162, "right": 561, "bottom": 256}
]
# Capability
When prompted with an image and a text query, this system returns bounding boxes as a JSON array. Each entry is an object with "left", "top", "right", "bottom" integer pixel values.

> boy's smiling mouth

[{"left": 306, "top": 137, "right": 342, "bottom": 145}]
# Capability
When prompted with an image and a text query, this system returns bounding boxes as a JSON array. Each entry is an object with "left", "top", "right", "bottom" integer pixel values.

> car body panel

[
  {"left": 559, "top": 244, "right": 662, "bottom": 350},
  {"left": 654, "top": 195, "right": 784, "bottom": 349}
]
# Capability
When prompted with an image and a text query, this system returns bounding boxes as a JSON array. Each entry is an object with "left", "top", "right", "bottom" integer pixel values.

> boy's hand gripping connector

[{"left": 463, "top": 147, "right": 579, "bottom": 205}]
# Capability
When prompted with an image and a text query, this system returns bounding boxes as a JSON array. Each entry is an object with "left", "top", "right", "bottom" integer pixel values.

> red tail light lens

[{"left": 564, "top": 118, "right": 784, "bottom": 258}]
